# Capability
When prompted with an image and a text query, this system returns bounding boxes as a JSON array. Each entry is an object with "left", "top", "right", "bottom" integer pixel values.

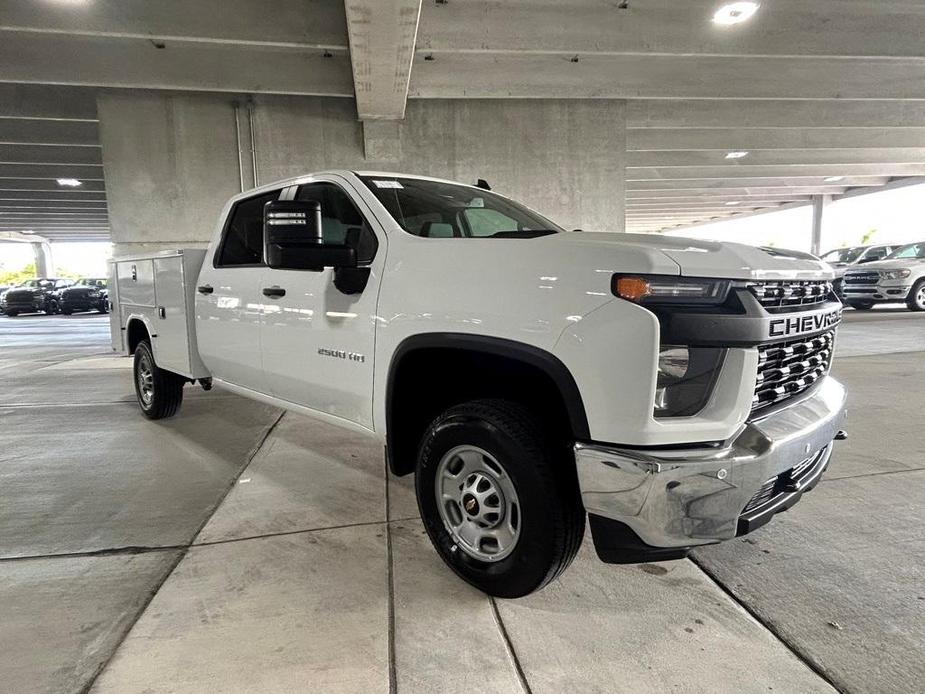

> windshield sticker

[{"left": 373, "top": 180, "right": 403, "bottom": 189}]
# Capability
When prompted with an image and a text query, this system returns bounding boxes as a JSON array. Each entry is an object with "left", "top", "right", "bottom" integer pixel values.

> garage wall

[{"left": 99, "top": 92, "right": 626, "bottom": 255}]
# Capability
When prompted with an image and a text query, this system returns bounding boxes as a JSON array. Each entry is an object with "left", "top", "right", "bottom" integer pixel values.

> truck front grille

[
  {"left": 844, "top": 271, "right": 879, "bottom": 286},
  {"left": 747, "top": 280, "right": 833, "bottom": 310},
  {"left": 753, "top": 331, "right": 834, "bottom": 412}
]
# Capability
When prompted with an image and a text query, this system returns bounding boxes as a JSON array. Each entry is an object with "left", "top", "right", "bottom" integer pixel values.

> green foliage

[
  {"left": 0, "top": 263, "right": 37, "bottom": 286},
  {"left": 861, "top": 228, "right": 877, "bottom": 245}
]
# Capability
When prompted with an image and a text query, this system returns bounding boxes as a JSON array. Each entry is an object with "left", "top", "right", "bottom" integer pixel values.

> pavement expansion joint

[
  {"left": 688, "top": 554, "right": 843, "bottom": 693},
  {"left": 489, "top": 596, "right": 534, "bottom": 694}
]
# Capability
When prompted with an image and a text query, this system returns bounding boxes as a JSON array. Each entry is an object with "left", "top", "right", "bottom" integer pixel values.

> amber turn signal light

[{"left": 614, "top": 276, "right": 650, "bottom": 301}]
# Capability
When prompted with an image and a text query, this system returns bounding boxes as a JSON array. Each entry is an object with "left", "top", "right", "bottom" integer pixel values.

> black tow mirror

[{"left": 264, "top": 200, "right": 357, "bottom": 271}]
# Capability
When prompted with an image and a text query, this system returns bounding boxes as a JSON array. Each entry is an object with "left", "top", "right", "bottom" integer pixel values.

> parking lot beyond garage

[{"left": 0, "top": 309, "right": 922, "bottom": 694}]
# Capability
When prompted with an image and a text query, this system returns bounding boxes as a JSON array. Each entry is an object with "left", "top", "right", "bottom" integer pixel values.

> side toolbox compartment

[{"left": 151, "top": 251, "right": 209, "bottom": 379}]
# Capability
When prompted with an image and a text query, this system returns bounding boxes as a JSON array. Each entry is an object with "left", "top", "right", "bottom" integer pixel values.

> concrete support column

[
  {"left": 31, "top": 241, "right": 54, "bottom": 277},
  {"left": 811, "top": 194, "right": 831, "bottom": 256}
]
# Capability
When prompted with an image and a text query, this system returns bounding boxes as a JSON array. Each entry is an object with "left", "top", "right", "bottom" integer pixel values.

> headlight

[
  {"left": 881, "top": 269, "right": 911, "bottom": 280},
  {"left": 654, "top": 345, "right": 726, "bottom": 417},
  {"left": 613, "top": 275, "right": 730, "bottom": 305}
]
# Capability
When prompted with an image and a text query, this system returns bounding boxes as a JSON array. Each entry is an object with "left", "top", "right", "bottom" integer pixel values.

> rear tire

[
  {"left": 6, "top": 310, "right": 17, "bottom": 317},
  {"left": 415, "top": 399, "right": 585, "bottom": 598},
  {"left": 133, "top": 339, "right": 184, "bottom": 419},
  {"left": 906, "top": 279, "right": 925, "bottom": 312},
  {"left": 848, "top": 301, "right": 874, "bottom": 311}
]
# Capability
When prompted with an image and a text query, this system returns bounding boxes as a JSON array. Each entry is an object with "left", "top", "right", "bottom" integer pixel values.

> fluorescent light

[
  {"left": 713, "top": 2, "right": 760, "bottom": 26},
  {"left": 56, "top": 178, "right": 82, "bottom": 187},
  {"left": 725, "top": 201, "right": 742, "bottom": 206},
  {"left": 725, "top": 151, "right": 749, "bottom": 159},
  {"left": 824, "top": 176, "right": 845, "bottom": 183}
]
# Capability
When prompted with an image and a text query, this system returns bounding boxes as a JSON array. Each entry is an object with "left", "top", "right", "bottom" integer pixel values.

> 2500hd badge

[{"left": 769, "top": 308, "right": 843, "bottom": 338}]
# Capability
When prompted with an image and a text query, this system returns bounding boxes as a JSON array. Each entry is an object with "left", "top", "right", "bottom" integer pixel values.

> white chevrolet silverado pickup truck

[{"left": 110, "top": 171, "right": 848, "bottom": 598}]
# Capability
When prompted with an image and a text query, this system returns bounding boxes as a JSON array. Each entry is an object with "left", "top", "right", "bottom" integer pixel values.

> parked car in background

[
  {"left": 820, "top": 245, "right": 898, "bottom": 297},
  {"left": 51, "top": 278, "right": 108, "bottom": 315},
  {"left": 0, "top": 285, "right": 16, "bottom": 314},
  {"left": 0, "top": 278, "right": 74, "bottom": 316},
  {"left": 842, "top": 241, "right": 925, "bottom": 311}
]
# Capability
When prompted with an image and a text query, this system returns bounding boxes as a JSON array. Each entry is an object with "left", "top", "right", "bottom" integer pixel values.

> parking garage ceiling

[{"left": 2, "top": 0, "right": 925, "bottom": 240}]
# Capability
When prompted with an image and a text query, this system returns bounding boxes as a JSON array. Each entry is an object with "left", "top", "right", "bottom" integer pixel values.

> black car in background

[
  {"left": 0, "top": 278, "right": 74, "bottom": 316},
  {"left": 51, "top": 278, "right": 108, "bottom": 315}
]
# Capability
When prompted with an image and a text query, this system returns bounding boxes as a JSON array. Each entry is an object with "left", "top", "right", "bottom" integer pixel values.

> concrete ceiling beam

[
  {"left": 627, "top": 127, "right": 925, "bottom": 151},
  {"left": 418, "top": 0, "right": 925, "bottom": 59},
  {"left": 627, "top": 165, "right": 925, "bottom": 180},
  {"left": 0, "top": 145, "right": 103, "bottom": 165},
  {"left": 628, "top": 177, "right": 889, "bottom": 191},
  {"left": 627, "top": 100, "right": 925, "bottom": 129},
  {"left": 409, "top": 53, "right": 925, "bottom": 100},
  {"left": 0, "top": 120, "right": 100, "bottom": 147},
  {"left": 0, "top": 0, "right": 349, "bottom": 49},
  {"left": 0, "top": 179, "right": 106, "bottom": 192},
  {"left": 0, "top": 32, "right": 354, "bottom": 96},
  {"left": 627, "top": 186, "right": 851, "bottom": 197},
  {"left": 0, "top": 164, "right": 105, "bottom": 180},
  {"left": 345, "top": 0, "right": 422, "bottom": 120},
  {"left": 0, "top": 202, "right": 108, "bottom": 210},
  {"left": 0, "top": 191, "right": 107, "bottom": 201},
  {"left": 0, "top": 84, "right": 98, "bottom": 121},
  {"left": 628, "top": 149, "right": 925, "bottom": 168}
]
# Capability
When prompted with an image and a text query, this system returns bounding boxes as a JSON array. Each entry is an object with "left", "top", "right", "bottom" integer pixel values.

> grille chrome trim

[
  {"left": 844, "top": 271, "right": 880, "bottom": 285},
  {"left": 746, "top": 280, "right": 833, "bottom": 310},
  {"left": 753, "top": 331, "right": 835, "bottom": 412}
]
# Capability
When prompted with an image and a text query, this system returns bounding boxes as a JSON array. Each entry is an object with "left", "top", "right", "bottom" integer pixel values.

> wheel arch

[
  {"left": 384, "top": 333, "right": 590, "bottom": 476},
  {"left": 125, "top": 315, "right": 153, "bottom": 355}
]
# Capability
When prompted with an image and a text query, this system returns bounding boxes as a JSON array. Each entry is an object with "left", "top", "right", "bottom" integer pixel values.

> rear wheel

[
  {"left": 906, "top": 280, "right": 925, "bottom": 312},
  {"left": 415, "top": 399, "right": 584, "bottom": 598},
  {"left": 5, "top": 310, "right": 18, "bottom": 317},
  {"left": 848, "top": 301, "right": 874, "bottom": 311},
  {"left": 133, "top": 339, "right": 184, "bottom": 419}
]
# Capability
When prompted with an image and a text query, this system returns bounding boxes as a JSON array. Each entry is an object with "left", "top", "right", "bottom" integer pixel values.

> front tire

[
  {"left": 906, "top": 279, "right": 925, "bottom": 311},
  {"left": 133, "top": 340, "right": 184, "bottom": 419},
  {"left": 415, "top": 399, "right": 585, "bottom": 598}
]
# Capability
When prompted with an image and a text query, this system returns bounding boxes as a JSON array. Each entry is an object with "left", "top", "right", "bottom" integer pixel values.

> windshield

[
  {"left": 820, "top": 247, "right": 863, "bottom": 263},
  {"left": 887, "top": 242, "right": 925, "bottom": 260},
  {"left": 76, "top": 278, "right": 106, "bottom": 288},
  {"left": 359, "top": 176, "right": 564, "bottom": 238}
]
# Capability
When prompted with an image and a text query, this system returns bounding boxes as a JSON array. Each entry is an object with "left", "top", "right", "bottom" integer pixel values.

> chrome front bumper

[{"left": 575, "top": 375, "right": 847, "bottom": 549}]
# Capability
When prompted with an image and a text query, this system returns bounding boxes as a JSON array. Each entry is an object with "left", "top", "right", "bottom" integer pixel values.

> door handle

[
  {"left": 197, "top": 285, "right": 214, "bottom": 294},
  {"left": 262, "top": 286, "right": 286, "bottom": 298}
]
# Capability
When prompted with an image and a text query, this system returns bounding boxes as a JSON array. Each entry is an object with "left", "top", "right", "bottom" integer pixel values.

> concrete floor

[{"left": 0, "top": 309, "right": 922, "bottom": 693}]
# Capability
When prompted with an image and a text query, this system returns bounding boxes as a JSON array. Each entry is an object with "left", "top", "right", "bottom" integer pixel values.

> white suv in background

[{"left": 842, "top": 241, "right": 925, "bottom": 311}]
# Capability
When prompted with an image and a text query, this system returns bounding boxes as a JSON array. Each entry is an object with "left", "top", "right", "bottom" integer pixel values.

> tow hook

[
  {"left": 834, "top": 430, "right": 848, "bottom": 441},
  {"left": 199, "top": 378, "right": 213, "bottom": 391}
]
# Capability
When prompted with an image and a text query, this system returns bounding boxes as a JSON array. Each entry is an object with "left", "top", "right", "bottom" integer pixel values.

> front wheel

[
  {"left": 133, "top": 339, "right": 185, "bottom": 419},
  {"left": 415, "top": 399, "right": 585, "bottom": 598},
  {"left": 906, "top": 279, "right": 925, "bottom": 312}
]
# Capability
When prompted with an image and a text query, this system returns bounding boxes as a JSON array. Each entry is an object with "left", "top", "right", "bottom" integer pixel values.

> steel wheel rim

[
  {"left": 137, "top": 353, "right": 154, "bottom": 405},
  {"left": 435, "top": 445, "right": 521, "bottom": 562}
]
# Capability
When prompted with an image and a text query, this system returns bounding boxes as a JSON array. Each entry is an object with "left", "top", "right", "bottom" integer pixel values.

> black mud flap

[{"left": 588, "top": 514, "right": 692, "bottom": 564}]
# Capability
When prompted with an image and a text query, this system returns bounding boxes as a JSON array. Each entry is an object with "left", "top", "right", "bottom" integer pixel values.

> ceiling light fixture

[
  {"left": 725, "top": 151, "right": 749, "bottom": 159},
  {"left": 824, "top": 176, "right": 845, "bottom": 183},
  {"left": 56, "top": 178, "right": 82, "bottom": 187},
  {"left": 713, "top": 2, "right": 760, "bottom": 26}
]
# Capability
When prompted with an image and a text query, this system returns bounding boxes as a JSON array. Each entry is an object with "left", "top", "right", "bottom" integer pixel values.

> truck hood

[
  {"left": 844, "top": 257, "right": 925, "bottom": 273},
  {"left": 549, "top": 232, "right": 833, "bottom": 281}
]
